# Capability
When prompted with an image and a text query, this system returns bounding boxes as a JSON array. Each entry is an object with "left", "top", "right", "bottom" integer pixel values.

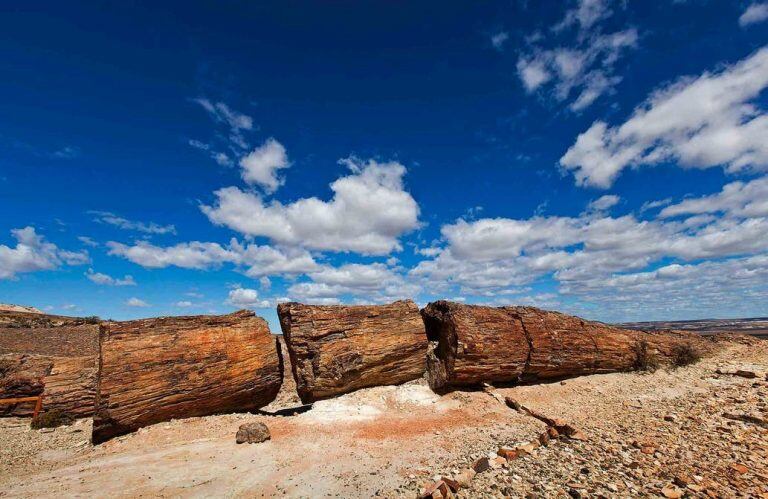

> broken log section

[
  {"left": 277, "top": 300, "right": 427, "bottom": 403},
  {"left": 422, "top": 301, "right": 704, "bottom": 391},
  {"left": 92, "top": 310, "right": 282, "bottom": 444},
  {"left": 0, "top": 313, "right": 99, "bottom": 418}
]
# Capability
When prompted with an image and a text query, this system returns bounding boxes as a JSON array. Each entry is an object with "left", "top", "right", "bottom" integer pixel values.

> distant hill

[
  {"left": 620, "top": 317, "right": 768, "bottom": 339},
  {"left": 0, "top": 303, "right": 43, "bottom": 314}
]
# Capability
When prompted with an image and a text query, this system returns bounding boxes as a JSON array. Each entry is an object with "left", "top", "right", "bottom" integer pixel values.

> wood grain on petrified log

[
  {"left": 422, "top": 301, "right": 706, "bottom": 390},
  {"left": 0, "top": 316, "right": 99, "bottom": 418},
  {"left": 92, "top": 310, "right": 282, "bottom": 443},
  {"left": 277, "top": 300, "right": 427, "bottom": 403}
]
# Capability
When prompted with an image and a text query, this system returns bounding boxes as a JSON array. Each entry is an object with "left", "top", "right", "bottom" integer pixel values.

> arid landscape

[
  {"left": 2, "top": 3, "right": 768, "bottom": 497},
  {"left": 1, "top": 303, "right": 767, "bottom": 498},
  {"left": 622, "top": 318, "right": 768, "bottom": 340}
]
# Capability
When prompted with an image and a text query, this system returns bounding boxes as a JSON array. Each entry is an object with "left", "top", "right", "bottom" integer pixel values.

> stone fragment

[
  {"left": 497, "top": 447, "right": 519, "bottom": 461},
  {"left": 235, "top": 422, "right": 270, "bottom": 444},
  {"left": 661, "top": 486, "right": 684, "bottom": 498},
  {"left": 538, "top": 431, "right": 550, "bottom": 446},
  {"left": 729, "top": 463, "right": 748, "bottom": 474},
  {"left": 440, "top": 476, "right": 461, "bottom": 493},
  {"left": 547, "top": 426, "right": 560, "bottom": 439},
  {"left": 568, "top": 430, "right": 587, "bottom": 441},
  {"left": 420, "top": 480, "right": 451, "bottom": 499},
  {"left": 453, "top": 469, "right": 476, "bottom": 488},
  {"left": 674, "top": 474, "right": 692, "bottom": 487},
  {"left": 277, "top": 300, "right": 426, "bottom": 403},
  {"left": 472, "top": 457, "right": 492, "bottom": 473}
]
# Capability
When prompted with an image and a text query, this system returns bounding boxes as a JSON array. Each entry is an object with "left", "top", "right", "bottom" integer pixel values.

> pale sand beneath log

[{"left": 1, "top": 338, "right": 766, "bottom": 498}]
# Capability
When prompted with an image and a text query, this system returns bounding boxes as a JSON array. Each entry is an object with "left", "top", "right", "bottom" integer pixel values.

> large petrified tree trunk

[
  {"left": 0, "top": 312, "right": 99, "bottom": 418},
  {"left": 277, "top": 300, "right": 427, "bottom": 403},
  {"left": 422, "top": 301, "right": 704, "bottom": 391},
  {"left": 92, "top": 310, "right": 282, "bottom": 444}
]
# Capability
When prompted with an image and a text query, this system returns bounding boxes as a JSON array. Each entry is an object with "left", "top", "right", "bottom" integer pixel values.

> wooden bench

[{"left": 0, "top": 395, "right": 43, "bottom": 418}]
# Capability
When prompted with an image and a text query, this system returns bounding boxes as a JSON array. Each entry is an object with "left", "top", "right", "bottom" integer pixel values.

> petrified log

[
  {"left": 422, "top": 301, "right": 704, "bottom": 391},
  {"left": 0, "top": 312, "right": 99, "bottom": 418},
  {"left": 277, "top": 300, "right": 427, "bottom": 403},
  {"left": 92, "top": 310, "right": 282, "bottom": 444}
]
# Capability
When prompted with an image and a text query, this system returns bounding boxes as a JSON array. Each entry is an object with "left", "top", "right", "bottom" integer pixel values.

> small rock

[
  {"left": 440, "top": 476, "right": 461, "bottom": 493},
  {"left": 538, "top": 431, "right": 550, "bottom": 446},
  {"left": 454, "top": 469, "right": 475, "bottom": 488},
  {"left": 729, "top": 462, "right": 748, "bottom": 474},
  {"left": 661, "top": 485, "right": 683, "bottom": 498},
  {"left": 547, "top": 426, "right": 559, "bottom": 439},
  {"left": 569, "top": 430, "right": 587, "bottom": 441},
  {"left": 235, "top": 422, "right": 270, "bottom": 444},
  {"left": 673, "top": 473, "right": 692, "bottom": 487},
  {"left": 517, "top": 442, "right": 538, "bottom": 454},
  {"left": 472, "top": 457, "right": 492, "bottom": 473},
  {"left": 498, "top": 448, "right": 519, "bottom": 461}
]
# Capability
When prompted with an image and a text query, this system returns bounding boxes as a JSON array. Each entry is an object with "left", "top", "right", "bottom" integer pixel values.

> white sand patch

[
  {"left": 302, "top": 398, "right": 382, "bottom": 423},
  {"left": 392, "top": 384, "right": 440, "bottom": 406}
]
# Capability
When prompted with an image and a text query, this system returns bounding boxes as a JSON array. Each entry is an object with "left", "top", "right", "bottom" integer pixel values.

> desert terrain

[
  {"left": 1, "top": 334, "right": 766, "bottom": 498},
  {"left": 621, "top": 318, "right": 768, "bottom": 340}
]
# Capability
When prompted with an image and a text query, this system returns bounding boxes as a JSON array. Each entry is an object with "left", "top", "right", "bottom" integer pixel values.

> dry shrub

[
  {"left": 633, "top": 340, "right": 660, "bottom": 372},
  {"left": 30, "top": 409, "right": 73, "bottom": 430},
  {"left": 670, "top": 343, "right": 701, "bottom": 368}
]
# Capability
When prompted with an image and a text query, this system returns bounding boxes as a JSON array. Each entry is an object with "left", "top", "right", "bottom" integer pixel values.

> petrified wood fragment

[
  {"left": 0, "top": 312, "right": 99, "bottom": 418},
  {"left": 277, "top": 300, "right": 427, "bottom": 403},
  {"left": 422, "top": 301, "right": 704, "bottom": 391},
  {"left": 92, "top": 310, "right": 282, "bottom": 444}
]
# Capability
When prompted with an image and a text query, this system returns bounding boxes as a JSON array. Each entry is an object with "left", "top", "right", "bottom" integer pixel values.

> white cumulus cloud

[
  {"left": 739, "top": 3, "right": 768, "bottom": 27},
  {"left": 125, "top": 297, "right": 150, "bottom": 307},
  {"left": 0, "top": 227, "right": 89, "bottom": 280},
  {"left": 201, "top": 158, "right": 420, "bottom": 255},
  {"left": 239, "top": 138, "right": 290, "bottom": 193},
  {"left": 561, "top": 46, "right": 768, "bottom": 187},
  {"left": 226, "top": 287, "right": 271, "bottom": 308},
  {"left": 516, "top": 0, "right": 637, "bottom": 110},
  {"left": 106, "top": 239, "right": 318, "bottom": 278},
  {"left": 85, "top": 268, "right": 136, "bottom": 286}
]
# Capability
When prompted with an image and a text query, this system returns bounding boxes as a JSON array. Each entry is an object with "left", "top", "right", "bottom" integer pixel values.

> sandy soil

[{"left": 1, "top": 337, "right": 766, "bottom": 498}]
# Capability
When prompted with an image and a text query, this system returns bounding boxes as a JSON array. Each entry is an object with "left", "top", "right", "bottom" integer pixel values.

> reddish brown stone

[
  {"left": 92, "top": 310, "right": 281, "bottom": 444},
  {"left": 277, "top": 300, "right": 427, "bottom": 403},
  {"left": 497, "top": 447, "right": 519, "bottom": 461},
  {"left": 472, "top": 457, "right": 492, "bottom": 473}
]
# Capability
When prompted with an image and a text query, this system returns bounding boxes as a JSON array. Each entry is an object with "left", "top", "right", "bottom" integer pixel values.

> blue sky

[{"left": 2, "top": 0, "right": 768, "bottom": 331}]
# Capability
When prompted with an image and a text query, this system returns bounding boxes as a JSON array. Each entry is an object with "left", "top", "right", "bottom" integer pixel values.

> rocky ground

[{"left": 1, "top": 335, "right": 766, "bottom": 498}]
